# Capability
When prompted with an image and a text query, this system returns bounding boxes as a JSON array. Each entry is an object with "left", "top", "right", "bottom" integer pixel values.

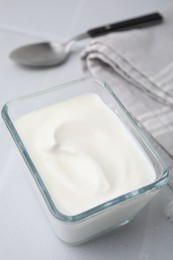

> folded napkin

[{"left": 81, "top": 4, "right": 173, "bottom": 220}]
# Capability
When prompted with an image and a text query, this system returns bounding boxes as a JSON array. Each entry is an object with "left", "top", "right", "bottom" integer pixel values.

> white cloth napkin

[{"left": 81, "top": 4, "right": 173, "bottom": 220}]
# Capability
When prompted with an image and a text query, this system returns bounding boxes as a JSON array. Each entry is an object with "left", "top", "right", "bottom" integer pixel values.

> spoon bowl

[{"left": 10, "top": 42, "right": 69, "bottom": 67}]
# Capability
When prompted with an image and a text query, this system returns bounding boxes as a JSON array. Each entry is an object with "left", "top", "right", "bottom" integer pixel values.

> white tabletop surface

[{"left": 0, "top": 1, "right": 172, "bottom": 259}]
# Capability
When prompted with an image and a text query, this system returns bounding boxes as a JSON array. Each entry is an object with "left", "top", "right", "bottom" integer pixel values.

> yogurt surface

[{"left": 15, "top": 93, "right": 156, "bottom": 215}]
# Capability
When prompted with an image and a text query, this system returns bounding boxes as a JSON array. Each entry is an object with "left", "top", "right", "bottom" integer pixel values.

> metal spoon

[{"left": 10, "top": 13, "right": 162, "bottom": 68}]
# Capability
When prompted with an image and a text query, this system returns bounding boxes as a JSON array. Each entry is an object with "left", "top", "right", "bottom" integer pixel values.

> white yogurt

[{"left": 15, "top": 93, "right": 156, "bottom": 215}]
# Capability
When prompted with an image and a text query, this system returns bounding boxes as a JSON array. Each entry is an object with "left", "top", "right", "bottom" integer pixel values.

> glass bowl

[{"left": 1, "top": 77, "right": 169, "bottom": 245}]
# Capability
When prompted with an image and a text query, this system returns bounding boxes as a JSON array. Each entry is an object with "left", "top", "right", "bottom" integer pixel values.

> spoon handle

[{"left": 87, "top": 12, "right": 162, "bottom": 38}]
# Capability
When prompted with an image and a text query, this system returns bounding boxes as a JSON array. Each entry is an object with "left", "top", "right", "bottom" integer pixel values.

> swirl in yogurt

[{"left": 15, "top": 93, "right": 156, "bottom": 215}]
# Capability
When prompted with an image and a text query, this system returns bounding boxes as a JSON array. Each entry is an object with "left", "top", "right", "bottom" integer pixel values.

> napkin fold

[{"left": 81, "top": 4, "right": 173, "bottom": 219}]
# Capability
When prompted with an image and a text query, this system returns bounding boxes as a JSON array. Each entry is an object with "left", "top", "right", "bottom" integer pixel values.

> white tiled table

[{"left": 0, "top": 1, "right": 172, "bottom": 259}]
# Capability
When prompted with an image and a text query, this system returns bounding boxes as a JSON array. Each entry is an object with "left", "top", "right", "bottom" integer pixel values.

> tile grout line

[
  {"left": 67, "top": 0, "right": 87, "bottom": 36},
  {"left": 0, "top": 24, "right": 59, "bottom": 40}
]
